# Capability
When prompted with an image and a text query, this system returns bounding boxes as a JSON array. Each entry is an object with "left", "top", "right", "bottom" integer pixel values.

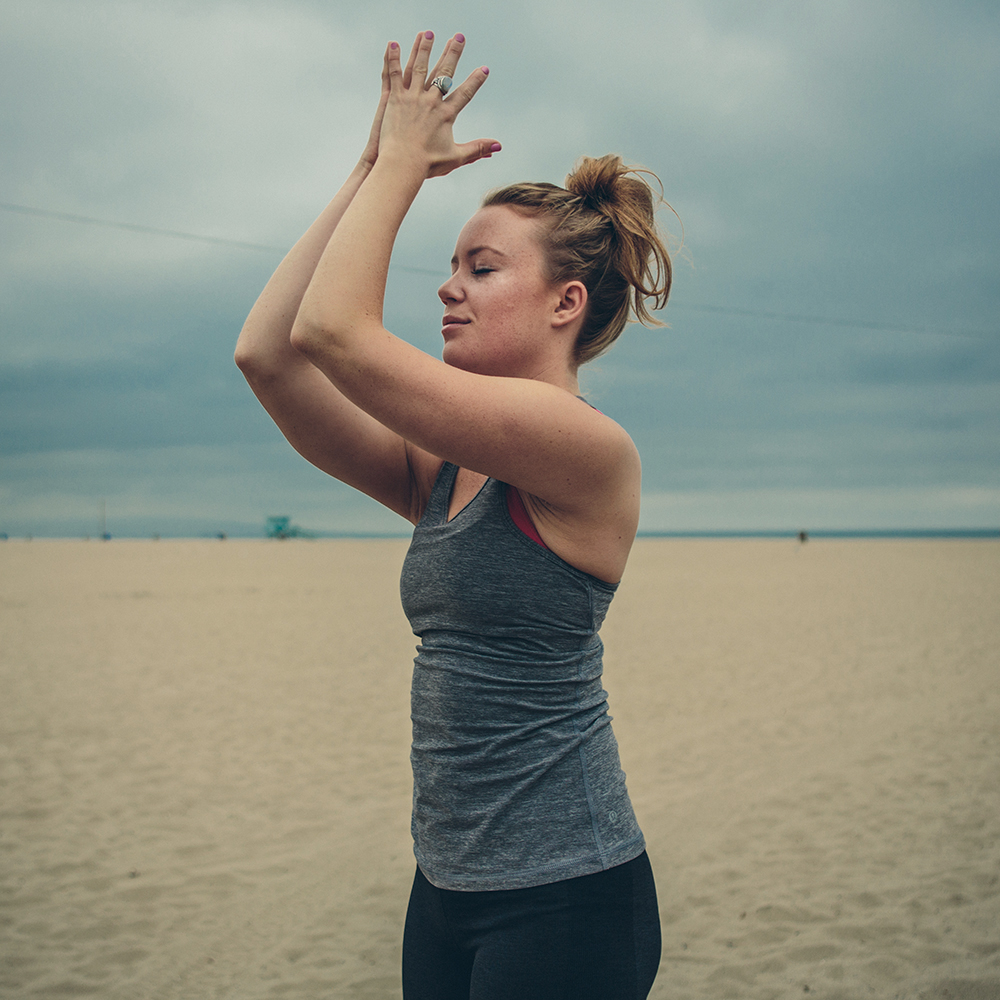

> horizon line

[{"left": 4, "top": 528, "right": 998, "bottom": 541}]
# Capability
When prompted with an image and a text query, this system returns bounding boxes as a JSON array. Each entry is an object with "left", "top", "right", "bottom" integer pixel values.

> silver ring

[{"left": 431, "top": 75, "right": 453, "bottom": 96}]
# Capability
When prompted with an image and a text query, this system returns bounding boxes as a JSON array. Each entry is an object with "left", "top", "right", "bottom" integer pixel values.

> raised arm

[{"left": 234, "top": 45, "right": 428, "bottom": 520}]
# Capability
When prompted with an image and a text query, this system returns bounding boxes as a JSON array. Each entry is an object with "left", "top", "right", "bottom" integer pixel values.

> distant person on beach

[{"left": 235, "top": 31, "right": 671, "bottom": 1000}]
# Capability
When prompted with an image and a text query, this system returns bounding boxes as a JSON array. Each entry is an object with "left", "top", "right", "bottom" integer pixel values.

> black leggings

[{"left": 401, "top": 851, "right": 661, "bottom": 1000}]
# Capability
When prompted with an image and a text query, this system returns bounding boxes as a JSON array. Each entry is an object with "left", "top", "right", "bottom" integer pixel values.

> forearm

[
  {"left": 290, "top": 152, "right": 426, "bottom": 363},
  {"left": 235, "top": 158, "right": 375, "bottom": 375}
]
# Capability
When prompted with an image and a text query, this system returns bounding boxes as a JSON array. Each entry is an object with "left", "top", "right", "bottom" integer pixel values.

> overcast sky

[{"left": 1, "top": 0, "right": 997, "bottom": 537}]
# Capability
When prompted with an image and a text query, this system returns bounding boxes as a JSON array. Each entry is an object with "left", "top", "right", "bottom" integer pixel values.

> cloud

[{"left": 1, "top": 0, "right": 998, "bottom": 534}]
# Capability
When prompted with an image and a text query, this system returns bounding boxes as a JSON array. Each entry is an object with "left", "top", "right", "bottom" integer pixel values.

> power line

[
  {"left": 1, "top": 200, "right": 993, "bottom": 339},
  {"left": 0, "top": 201, "right": 284, "bottom": 254},
  {"left": 667, "top": 302, "right": 991, "bottom": 339},
  {"left": 0, "top": 200, "right": 444, "bottom": 274}
]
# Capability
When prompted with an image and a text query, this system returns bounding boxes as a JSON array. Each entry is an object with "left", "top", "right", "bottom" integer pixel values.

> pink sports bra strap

[{"left": 505, "top": 485, "right": 548, "bottom": 549}]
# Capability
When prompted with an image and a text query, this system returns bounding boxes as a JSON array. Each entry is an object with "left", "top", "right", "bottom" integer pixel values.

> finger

[
  {"left": 401, "top": 30, "right": 423, "bottom": 88},
  {"left": 457, "top": 138, "right": 503, "bottom": 167},
  {"left": 387, "top": 40, "right": 403, "bottom": 89},
  {"left": 410, "top": 30, "right": 436, "bottom": 88},
  {"left": 427, "top": 33, "right": 465, "bottom": 91},
  {"left": 380, "top": 43, "right": 391, "bottom": 97},
  {"left": 440, "top": 65, "right": 490, "bottom": 115}
]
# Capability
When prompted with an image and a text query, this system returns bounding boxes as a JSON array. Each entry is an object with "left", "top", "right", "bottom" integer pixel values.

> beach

[{"left": 2, "top": 537, "right": 998, "bottom": 999}]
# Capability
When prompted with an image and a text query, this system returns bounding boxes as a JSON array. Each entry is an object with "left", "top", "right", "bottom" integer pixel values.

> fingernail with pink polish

[
  {"left": 481, "top": 66, "right": 489, "bottom": 76},
  {"left": 390, "top": 41, "right": 398, "bottom": 50},
  {"left": 455, "top": 33, "right": 465, "bottom": 43},
  {"left": 425, "top": 30, "right": 434, "bottom": 40},
  {"left": 490, "top": 143, "right": 502, "bottom": 153}
]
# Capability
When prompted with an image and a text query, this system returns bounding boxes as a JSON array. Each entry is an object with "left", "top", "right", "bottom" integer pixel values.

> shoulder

[
  {"left": 518, "top": 409, "right": 640, "bottom": 583},
  {"left": 555, "top": 400, "right": 640, "bottom": 503}
]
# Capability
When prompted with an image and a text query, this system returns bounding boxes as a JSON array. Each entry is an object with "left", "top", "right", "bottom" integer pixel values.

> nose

[{"left": 438, "top": 271, "right": 462, "bottom": 304}]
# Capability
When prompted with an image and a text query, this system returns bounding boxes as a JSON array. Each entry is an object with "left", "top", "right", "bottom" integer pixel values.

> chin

[
  {"left": 442, "top": 344, "right": 481, "bottom": 374},
  {"left": 442, "top": 342, "right": 519, "bottom": 378}
]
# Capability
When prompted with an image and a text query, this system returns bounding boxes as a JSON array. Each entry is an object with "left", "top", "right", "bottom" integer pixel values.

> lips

[{"left": 441, "top": 316, "right": 470, "bottom": 337}]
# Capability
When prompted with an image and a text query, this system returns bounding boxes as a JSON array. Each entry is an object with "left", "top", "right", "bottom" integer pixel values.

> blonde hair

[{"left": 482, "top": 154, "right": 673, "bottom": 366}]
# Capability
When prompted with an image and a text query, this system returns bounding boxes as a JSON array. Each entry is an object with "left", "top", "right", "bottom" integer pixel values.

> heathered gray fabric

[{"left": 399, "top": 461, "right": 645, "bottom": 891}]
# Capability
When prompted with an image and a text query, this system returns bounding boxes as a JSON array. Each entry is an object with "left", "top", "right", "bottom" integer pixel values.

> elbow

[
  {"left": 234, "top": 348, "right": 274, "bottom": 392},
  {"left": 234, "top": 324, "right": 286, "bottom": 385},
  {"left": 234, "top": 330, "right": 269, "bottom": 380},
  {"left": 233, "top": 341, "right": 255, "bottom": 374},
  {"left": 288, "top": 313, "right": 324, "bottom": 361},
  {"left": 290, "top": 311, "right": 369, "bottom": 367}
]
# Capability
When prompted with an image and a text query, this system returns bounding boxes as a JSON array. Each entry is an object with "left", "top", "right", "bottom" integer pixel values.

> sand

[{"left": 1, "top": 537, "right": 998, "bottom": 1000}]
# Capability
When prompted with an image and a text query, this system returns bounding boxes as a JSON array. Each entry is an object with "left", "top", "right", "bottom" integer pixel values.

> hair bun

[{"left": 565, "top": 155, "right": 626, "bottom": 215}]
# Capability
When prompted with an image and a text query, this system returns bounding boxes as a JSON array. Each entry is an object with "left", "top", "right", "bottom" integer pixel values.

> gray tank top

[{"left": 399, "top": 461, "right": 644, "bottom": 891}]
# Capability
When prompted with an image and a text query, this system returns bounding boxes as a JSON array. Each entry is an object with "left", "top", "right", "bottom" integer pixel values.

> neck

[{"left": 523, "top": 362, "right": 579, "bottom": 397}]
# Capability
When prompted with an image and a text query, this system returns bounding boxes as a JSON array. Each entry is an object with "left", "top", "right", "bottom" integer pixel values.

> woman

[{"left": 235, "top": 30, "right": 671, "bottom": 1000}]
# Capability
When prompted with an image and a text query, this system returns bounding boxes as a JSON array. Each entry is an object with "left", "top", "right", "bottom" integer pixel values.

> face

[{"left": 437, "top": 205, "right": 563, "bottom": 377}]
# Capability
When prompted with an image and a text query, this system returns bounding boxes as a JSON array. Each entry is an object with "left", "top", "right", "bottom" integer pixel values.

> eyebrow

[{"left": 450, "top": 245, "right": 511, "bottom": 266}]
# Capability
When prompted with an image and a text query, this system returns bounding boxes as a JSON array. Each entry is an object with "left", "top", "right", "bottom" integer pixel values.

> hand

[
  {"left": 358, "top": 46, "right": 392, "bottom": 172},
  {"left": 380, "top": 31, "right": 500, "bottom": 178}
]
